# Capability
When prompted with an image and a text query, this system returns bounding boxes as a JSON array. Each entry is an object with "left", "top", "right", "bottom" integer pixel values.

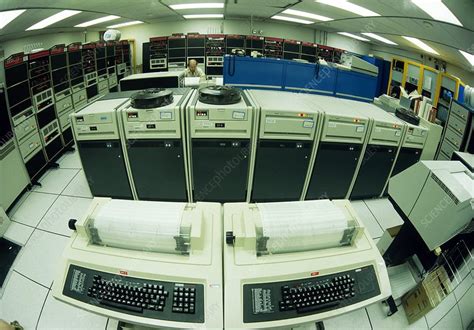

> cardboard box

[{"left": 402, "top": 266, "right": 452, "bottom": 324}]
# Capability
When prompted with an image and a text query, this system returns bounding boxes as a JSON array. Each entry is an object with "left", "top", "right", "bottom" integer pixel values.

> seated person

[{"left": 181, "top": 59, "right": 205, "bottom": 79}]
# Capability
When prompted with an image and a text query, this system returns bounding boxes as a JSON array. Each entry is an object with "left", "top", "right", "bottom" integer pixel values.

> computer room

[{"left": 0, "top": 1, "right": 473, "bottom": 329}]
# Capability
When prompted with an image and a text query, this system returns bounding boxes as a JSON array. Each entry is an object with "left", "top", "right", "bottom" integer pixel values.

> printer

[
  {"left": 223, "top": 199, "right": 391, "bottom": 328},
  {"left": 384, "top": 161, "right": 474, "bottom": 269},
  {"left": 337, "top": 54, "right": 378, "bottom": 77},
  {"left": 52, "top": 198, "right": 223, "bottom": 329}
]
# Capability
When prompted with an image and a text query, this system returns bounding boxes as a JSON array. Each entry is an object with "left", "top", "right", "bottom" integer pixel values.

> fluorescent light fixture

[
  {"left": 338, "top": 32, "right": 370, "bottom": 41},
  {"left": 107, "top": 21, "right": 143, "bottom": 28},
  {"left": 183, "top": 14, "right": 223, "bottom": 19},
  {"left": 411, "top": 0, "right": 462, "bottom": 26},
  {"left": 317, "top": 0, "right": 380, "bottom": 16},
  {"left": 170, "top": 3, "right": 224, "bottom": 10},
  {"left": 75, "top": 15, "right": 120, "bottom": 27},
  {"left": 402, "top": 36, "right": 439, "bottom": 55},
  {"left": 271, "top": 15, "right": 313, "bottom": 24},
  {"left": 282, "top": 9, "right": 333, "bottom": 21},
  {"left": 362, "top": 33, "right": 398, "bottom": 45},
  {"left": 459, "top": 50, "right": 474, "bottom": 66},
  {"left": 26, "top": 10, "right": 81, "bottom": 31},
  {"left": 0, "top": 9, "right": 26, "bottom": 29}
]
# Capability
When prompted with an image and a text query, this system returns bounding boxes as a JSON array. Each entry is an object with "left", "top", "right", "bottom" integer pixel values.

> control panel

[
  {"left": 62, "top": 265, "right": 205, "bottom": 323},
  {"left": 242, "top": 265, "right": 380, "bottom": 323}
]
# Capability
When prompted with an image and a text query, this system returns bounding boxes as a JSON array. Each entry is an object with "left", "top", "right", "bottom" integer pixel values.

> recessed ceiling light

[
  {"left": 170, "top": 3, "right": 224, "bottom": 10},
  {"left": 183, "top": 14, "right": 223, "bottom": 19},
  {"left": 402, "top": 36, "right": 439, "bottom": 55},
  {"left": 317, "top": 0, "right": 380, "bottom": 17},
  {"left": 361, "top": 33, "right": 398, "bottom": 45},
  {"left": 0, "top": 9, "right": 26, "bottom": 29},
  {"left": 411, "top": 0, "right": 462, "bottom": 26},
  {"left": 282, "top": 9, "right": 333, "bottom": 21},
  {"left": 271, "top": 15, "right": 313, "bottom": 24},
  {"left": 338, "top": 32, "right": 370, "bottom": 41},
  {"left": 459, "top": 50, "right": 474, "bottom": 66},
  {"left": 75, "top": 15, "right": 120, "bottom": 28},
  {"left": 107, "top": 21, "right": 144, "bottom": 28},
  {"left": 26, "top": 10, "right": 81, "bottom": 31}
]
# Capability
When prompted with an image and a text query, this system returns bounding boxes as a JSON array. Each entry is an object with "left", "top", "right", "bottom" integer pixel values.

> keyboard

[{"left": 62, "top": 265, "right": 204, "bottom": 323}]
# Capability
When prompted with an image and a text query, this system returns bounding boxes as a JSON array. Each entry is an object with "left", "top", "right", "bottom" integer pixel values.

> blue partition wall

[{"left": 223, "top": 56, "right": 378, "bottom": 102}]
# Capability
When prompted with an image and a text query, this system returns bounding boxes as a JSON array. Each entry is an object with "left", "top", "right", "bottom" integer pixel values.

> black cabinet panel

[
  {"left": 252, "top": 140, "right": 312, "bottom": 202},
  {"left": 45, "top": 134, "right": 64, "bottom": 160},
  {"left": 350, "top": 144, "right": 397, "bottom": 200},
  {"left": 127, "top": 139, "right": 187, "bottom": 201},
  {"left": 391, "top": 147, "right": 421, "bottom": 177},
  {"left": 191, "top": 139, "right": 250, "bottom": 202},
  {"left": 62, "top": 127, "right": 74, "bottom": 145},
  {"left": 25, "top": 149, "right": 47, "bottom": 179},
  {"left": 306, "top": 142, "right": 362, "bottom": 200},
  {"left": 77, "top": 140, "right": 133, "bottom": 199}
]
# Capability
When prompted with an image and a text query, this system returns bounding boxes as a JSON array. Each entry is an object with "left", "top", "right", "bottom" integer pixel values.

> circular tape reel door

[
  {"left": 198, "top": 86, "right": 242, "bottom": 105},
  {"left": 131, "top": 88, "right": 174, "bottom": 109}
]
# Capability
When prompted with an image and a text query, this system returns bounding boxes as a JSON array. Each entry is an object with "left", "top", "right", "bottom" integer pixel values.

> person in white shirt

[{"left": 181, "top": 59, "right": 205, "bottom": 78}]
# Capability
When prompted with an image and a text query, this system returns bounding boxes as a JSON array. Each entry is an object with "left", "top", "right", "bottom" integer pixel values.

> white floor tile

[
  {"left": 432, "top": 305, "right": 463, "bottom": 330},
  {"left": 14, "top": 230, "right": 69, "bottom": 288},
  {"left": 0, "top": 272, "right": 48, "bottom": 329},
  {"left": 364, "top": 198, "right": 404, "bottom": 230},
  {"left": 62, "top": 170, "right": 93, "bottom": 198},
  {"left": 425, "top": 292, "right": 457, "bottom": 328},
  {"left": 6, "top": 190, "right": 31, "bottom": 218},
  {"left": 37, "top": 292, "right": 107, "bottom": 330},
  {"left": 38, "top": 196, "right": 92, "bottom": 237},
  {"left": 457, "top": 285, "right": 474, "bottom": 329},
  {"left": 10, "top": 192, "right": 58, "bottom": 227},
  {"left": 32, "top": 168, "right": 79, "bottom": 194},
  {"left": 366, "top": 301, "right": 428, "bottom": 329},
  {"left": 323, "top": 307, "right": 371, "bottom": 329},
  {"left": 58, "top": 150, "right": 82, "bottom": 169},
  {"left": 3, "top": 222, "right": 34, "bottom": 245},
  {"left": 351, "top": 200, "right": 384, "bottom": 239},
  {"left": 454, "top": 270, "right": 474, "bottom": 301}
]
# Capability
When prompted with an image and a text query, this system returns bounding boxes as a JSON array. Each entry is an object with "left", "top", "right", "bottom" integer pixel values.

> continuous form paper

[
  {"left": 257, "top": 200, "right": 349, "bottom": 254},
  {"left": 93, "top": 200, "right": 186, "bottom": 254}
]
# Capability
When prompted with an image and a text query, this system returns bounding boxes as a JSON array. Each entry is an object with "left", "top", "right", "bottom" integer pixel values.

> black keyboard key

[
  {"left": 100, "top": 299, "right": 143, "bottom": 313},
  {"left": 297, "top": 301, "right": 339, "bottom": 314}
]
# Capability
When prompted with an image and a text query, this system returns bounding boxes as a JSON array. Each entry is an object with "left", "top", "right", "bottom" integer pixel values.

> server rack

[
  {"left": 248, "top": 90, "right": 320, "bottom": 202},
  {"left": 120, "top": 88, "right": 192, "bottom": 201},
  {"left": 245, "top": 36, "right": 264, "bottom": 57},
  {"left": 317, "top": 45, "right": 334, "bottom": 62},
  {"left": 283, "top": 39, "right": 301, "bottom": 60},
  {"left": 82, "top": 43, "right": 99, "bottom": 102},
  {"left": 106, "top": 41, "right": 118, "bottom": 92},
  {"left": 186, "top": 34, "right": 206, "bottom": 68},
  {"left": 72, "top": 97, "right": 134, "bottom": 199},
  {"left": 28, "top": 50, "right": 63, "bottom": 161},
  {"left": 50, "top": 44, "right": 74, "bottom": 146},
  {"left": 264, "top": 37, "right": 283, "bottom": 59},
  {"left": 122, "top": 40, "right": 132, "bottom": 74},
  {"left": 68, "top": 43, "right": 87, "bottom": 110},
  {"left": 95, "top": 42, "right": 109, "bottom": 98},
  {"left": 149, "top": 36, "right": 168, "bottom": 72},
  {"left": 348, "top": 102, "right": 405, "bottom": 200},
  {"left": 300, "top": 42, "right": 317, "bottom": 63},
  {"left": 115, "top": 41, "right": 128, "bottom": 81},
  {"left": 205, "top": 34, "right": 225, "bottom": 77},
  {"left": 187, "top": 88, "right": 255, "bottom": 202},
  {"left": 168, "top": 35, "right": 187, "bottom": 72},
  {"left": 305, "top": 96, "right": 370, "bottom": 200},
  {"left": 225, "top": 35, "right": 246, "bottom": 54},
  {"left": 3, "top": 53, "right": 46, "bottom": 182}
]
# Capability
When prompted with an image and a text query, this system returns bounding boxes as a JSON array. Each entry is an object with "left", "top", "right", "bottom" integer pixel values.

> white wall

[
  {"left": 118, "top": 19, "right": 369, "bottom": 67},
  {"left": 370, "top": 45, "right": 474, "bottom": 85},
  {"left": 1, "top": 31, "right": 100, "bottom": 58}
]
